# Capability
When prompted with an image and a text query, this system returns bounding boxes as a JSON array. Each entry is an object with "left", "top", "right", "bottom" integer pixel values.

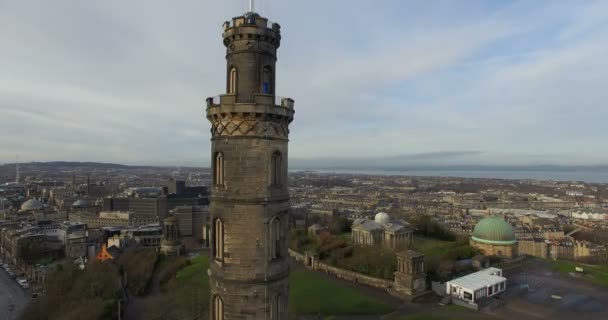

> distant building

[
  {"left": 351, "top": 212, "right": 413, "bottom": 250},
  {"left": 566, "top": 191, "right": 584, "bottom": 197},
  {"left": 58, "top": 222, "right": 87, "bottom": 259},
  {"left": 69, "top": 210, "right": 158, "bottom": 228},
  {"left": 102, "top": 225, "right": 162, "bottom": 248},
  {"left": 173, "top": 205, "right": 210, "bottom": 246},
  {"left": 102, "top": 192, "right": 208, "bottom": 220}
]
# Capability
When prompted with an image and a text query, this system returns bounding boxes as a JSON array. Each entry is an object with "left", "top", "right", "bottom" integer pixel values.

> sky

[{"left": 1, "top": 0, "right": 608, "bottom": 167}]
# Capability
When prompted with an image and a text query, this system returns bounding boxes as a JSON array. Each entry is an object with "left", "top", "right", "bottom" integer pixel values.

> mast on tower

[{"left": 15, "top": 155, "right": 20, "bottom": 184}]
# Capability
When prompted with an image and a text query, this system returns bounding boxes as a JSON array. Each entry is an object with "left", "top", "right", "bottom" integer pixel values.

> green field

[
  {"left": 393, "top": 305, "right": 493, "bottom": 320},
  {"left": 412, "top": 236, "right": 458, "bottom": 256},
  {"left": 289, "top": 270, "right": 395, "bottom": 315},
  {"left": 166, "top": 255, "right": 210, "bottom": 316},
  {"left": 166, "top": 255, "right": 394, "bottom": 316},
  {"left": 550, "top": 259, "right": 608, "bottom": 287}
]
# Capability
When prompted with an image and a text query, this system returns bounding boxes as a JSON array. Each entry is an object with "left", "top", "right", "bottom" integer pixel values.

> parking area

[{"left": 484, "top": 261, "right": 608, "bottom": 320}]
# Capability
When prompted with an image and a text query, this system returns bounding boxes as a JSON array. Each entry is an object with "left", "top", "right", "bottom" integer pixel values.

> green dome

[{"left": 471, "top": 216, "right": 516, "bottom": 245}]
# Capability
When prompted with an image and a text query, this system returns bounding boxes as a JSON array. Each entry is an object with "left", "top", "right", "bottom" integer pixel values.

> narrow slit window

[
  {"left": 214, "top": 218, "right": 224, "bottom": 260},
  {"left": 229, "top": 67, "right": 237, "bottom": 94}
]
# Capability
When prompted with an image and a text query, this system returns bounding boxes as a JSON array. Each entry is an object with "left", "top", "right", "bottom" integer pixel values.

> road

[{"left": 0, "top": 266, "right": 29, "bottom": 320}]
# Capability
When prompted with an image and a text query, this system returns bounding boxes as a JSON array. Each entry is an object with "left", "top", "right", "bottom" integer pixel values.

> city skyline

[{"left": 2, "top": 0, "right": 608, "bottom": 166}]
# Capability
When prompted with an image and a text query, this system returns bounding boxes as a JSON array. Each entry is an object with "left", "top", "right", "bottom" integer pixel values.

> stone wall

[
  {"left": 288, "top": 249, "right": 306, "bottom": 263},
  {"left": 288, "top": 249, "right": 392, "bottom": 290},
  {"left": 518, "top": 239, "right": 549, "bottom": 259}
]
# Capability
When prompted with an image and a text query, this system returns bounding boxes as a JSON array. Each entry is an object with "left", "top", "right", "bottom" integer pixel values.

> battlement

[
  {"left": 223, "top": 13, "right": 281, "bottom": 33},
  {"left": 222, "top": 13, "right": 281, "bottom": 48}
]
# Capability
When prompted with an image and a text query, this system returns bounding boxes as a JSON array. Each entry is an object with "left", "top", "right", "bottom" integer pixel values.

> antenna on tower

[
  {"left": 15, "top": 155, "right": 20, "bottom": 184},
  {"left": 249, "top": 0, "right": 255, "bottom": 12}
]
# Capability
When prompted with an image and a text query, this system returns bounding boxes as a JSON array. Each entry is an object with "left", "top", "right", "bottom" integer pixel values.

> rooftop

[{"left": 447, "top": 267, "right": 506, "bottom": 290}]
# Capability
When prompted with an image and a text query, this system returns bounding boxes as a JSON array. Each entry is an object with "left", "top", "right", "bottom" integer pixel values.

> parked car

[{"left": 20, "top": 282, "right": 30, "bottom": 289}]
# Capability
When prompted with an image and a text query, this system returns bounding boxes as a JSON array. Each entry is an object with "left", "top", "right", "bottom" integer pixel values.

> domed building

[
  {"left": 20, "top": 199, "right": 44, "bottom": 212},
  {"left": 352, "top": 212, "right": 414, "bottom": 250},
  {"left": 470, "top": 216, "right": 517, "bottom": 258}
]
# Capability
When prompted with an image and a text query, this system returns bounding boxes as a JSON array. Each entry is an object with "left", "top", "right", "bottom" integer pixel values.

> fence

[{"left": 431, "top": 281, "right": 446, "bottom": 296}]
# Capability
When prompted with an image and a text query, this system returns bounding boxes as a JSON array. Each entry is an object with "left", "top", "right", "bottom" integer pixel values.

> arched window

[
  {"left": 270, "top": 217, "right": 281, "bottom": 259},
  {"left": 229, "top": 67, "right": 237, "bottom": 94},
  {"left": 214, "top": 218, "right": 224, "bottom": 261},
  {"left": 271, "top": 151, "right": 282, "bottom": 186},
  {"left": 214, "top": 152, "right": 224, "bottom": 186},
  {"left": 262, "top": 66, "right": 272, "bottom": 94},
  {"left": 271, "top": 294, "right": 282, "bottom": 319},
  {"left": 213, "top": 295, "right": 224, "bottom": 320}
]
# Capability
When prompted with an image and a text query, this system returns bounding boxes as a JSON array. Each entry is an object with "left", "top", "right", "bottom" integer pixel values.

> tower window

[
  {"left": 213, "top": 295, "right": 224, "bottom": 320},
  {"left": 229, "top": 67, "right": 237, "bottom": 94},
  {"left": 271, "top": 294, "right": 282, "bottom": 319},
  {"left": 262, "top": 66, "right": 272, "bottom": 94},
  {"left": 270, "top": 217, "right": 281, "bottom": 259},
  {"left": 214, "top": 152, "right": 225, "bottom": 186},
  {"left": 271, "top": 151, "right": 282, "bottom": 186},
  {"left": 214, "top": 218, "right": 224, "bottom": 261}
]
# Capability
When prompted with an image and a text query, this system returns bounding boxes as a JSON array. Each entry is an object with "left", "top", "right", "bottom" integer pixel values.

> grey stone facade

[{"left": 206, "top": 11, "right": 294, "bottom": 320}]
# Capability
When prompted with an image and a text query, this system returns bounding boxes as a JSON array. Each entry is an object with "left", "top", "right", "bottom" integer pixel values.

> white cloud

[{"left": 0, "top": 1, "right": 607, "bottom": 166}]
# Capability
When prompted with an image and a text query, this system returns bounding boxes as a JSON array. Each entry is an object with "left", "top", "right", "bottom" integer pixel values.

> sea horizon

[{"left": 291, "top": 167, "right": 608, "bottom": 184}]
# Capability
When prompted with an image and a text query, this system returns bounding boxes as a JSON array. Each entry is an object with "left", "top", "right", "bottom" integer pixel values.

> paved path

[{"left": 0, "top": 267, "right": 29, "bottom": 320}]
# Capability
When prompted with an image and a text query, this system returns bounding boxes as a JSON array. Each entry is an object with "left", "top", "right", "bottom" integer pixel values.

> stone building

[
  {"left": 206, "top": 8, "right": 294, "bottom": 320},
  {"left": 518, "top": 238, "right": 549, "bottom": 258},
  {"left": 351, "top": 212, "right": 413, "bottom": 250},
  {"left": 173, "top": 205, "right": 210, "bottom": 246},
  {"left": 160, "top": 215, "right": 182, "bottom": 256},
  {"left": 393, "top": 250, "right": 426, "bottom": 299},
  {"left": 69, "top": 210, "right": 159, "bottom": 228},
  {"left": 470, "top": 216, "right": 518, "bottom": 258}
]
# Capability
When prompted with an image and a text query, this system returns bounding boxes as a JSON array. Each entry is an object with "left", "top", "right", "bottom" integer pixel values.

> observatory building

[
  {"left": 470, "top": 216, "right": 518, "bottom": 258},
  {"left": 205, "top": 5, "right": 294, "bottom": 320},
  {"left": 351, "top": 212, "right": 414, "bottom": 250}
]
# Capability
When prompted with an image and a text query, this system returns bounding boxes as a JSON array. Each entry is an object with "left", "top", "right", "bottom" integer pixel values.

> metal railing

[{"left": 206, "top": 94, "right": 293, "bottom": 109}]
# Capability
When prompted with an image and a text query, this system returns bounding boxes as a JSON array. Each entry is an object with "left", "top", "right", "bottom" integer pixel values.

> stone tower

[
  {"left": 205, "top": 9, "right": 294, "bottom": 320},
  {"left": 393, "top": 250, "right": 426, "bottom": 299},
  {"left": 160, "top": 215, "right": 181, "bottom": 256}
]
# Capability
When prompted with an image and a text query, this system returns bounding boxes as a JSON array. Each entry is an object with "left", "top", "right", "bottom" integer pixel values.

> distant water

[{"left": 292, "top": 168, "right": 608, "bottom": 184}]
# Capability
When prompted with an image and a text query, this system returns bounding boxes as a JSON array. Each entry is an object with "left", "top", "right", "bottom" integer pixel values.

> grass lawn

[
  {"left": 338, "top": 232, "right": 352, "bottom": 242},
  {"left": 550, "top": 259, "right": 608, "bottom": 287},
  {"left": 289, "top": 270, "right": 395, "bottom": 316},
  {"left": 395, "top": 305, "right": 494, "bottom": 320},
  {"left": 412, "top": 236, "right": 457, "bottom": 256},
  {"left": 399, "top": 316, "right": 451, "bottom": 320},
  {"left": 163, "top": 255, "right": 395, "bottom": 317},
  {"left": 166, "top": 255, "right": 210, "bottom": 316}
]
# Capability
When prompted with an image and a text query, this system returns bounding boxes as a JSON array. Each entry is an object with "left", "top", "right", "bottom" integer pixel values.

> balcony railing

[{"left": 206, "top": 94, "right": 294, "bottom": 109}]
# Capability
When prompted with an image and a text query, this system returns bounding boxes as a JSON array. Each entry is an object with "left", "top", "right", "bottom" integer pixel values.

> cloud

[{"left": 0, "top": 1, "right": 607, "bottom": 166}]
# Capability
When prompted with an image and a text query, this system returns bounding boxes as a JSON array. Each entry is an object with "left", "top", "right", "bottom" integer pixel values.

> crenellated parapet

[{"left": 222, "top": 13, "right": 281, "bottom": 49}]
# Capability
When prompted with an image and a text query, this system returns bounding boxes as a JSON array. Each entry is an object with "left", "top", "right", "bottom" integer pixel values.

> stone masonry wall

[{"left": 288, "top": 249, "right": 391, "bottom": 290}]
